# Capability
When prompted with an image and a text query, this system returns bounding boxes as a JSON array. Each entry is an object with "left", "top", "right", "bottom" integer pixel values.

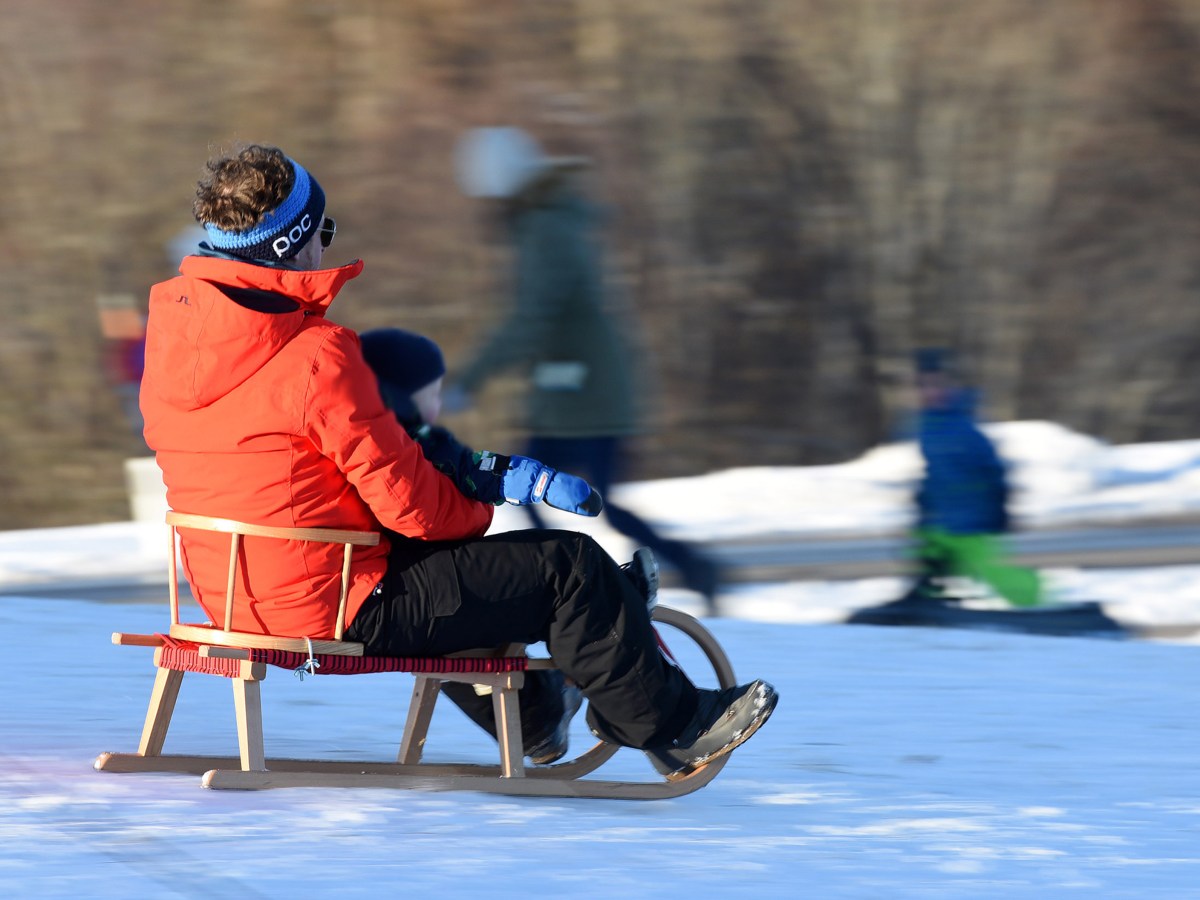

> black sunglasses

[{"left": 319, "top": 216, "right": 337, "bottom": 249}]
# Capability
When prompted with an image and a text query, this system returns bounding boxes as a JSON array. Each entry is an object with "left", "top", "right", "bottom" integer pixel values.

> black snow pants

[{"left": 344, "top": 528, "right": 698, "bottom": 749}]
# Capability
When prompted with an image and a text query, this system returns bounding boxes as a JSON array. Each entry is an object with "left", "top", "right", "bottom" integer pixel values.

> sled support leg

[
  {"left": 138, "top": 663, "right": 183, "bottom": 757},
  {"left": 493, "top": 676, "right": 524, "bottom": 778},
  {"left": 398, "top": 677, "right": 441, "bottom": 765},
  {"left": 232, "top": 676, "right": 266, "bottom": 771}
]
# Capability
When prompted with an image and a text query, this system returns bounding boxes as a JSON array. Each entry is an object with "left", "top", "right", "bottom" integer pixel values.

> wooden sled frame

[{"left": 95, "top": 512, "right": 737, "bottom": 799}]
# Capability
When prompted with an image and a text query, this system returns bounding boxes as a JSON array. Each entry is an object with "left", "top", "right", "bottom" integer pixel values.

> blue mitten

[
  {"left": 543, "top": 470, "right": 605, "bottom": 517},
  {"left": 501, "top": 455, "right": 604, "bottom": 517},
  {"left": 497, "top": 455, "right": 552, "bottom": 505}
]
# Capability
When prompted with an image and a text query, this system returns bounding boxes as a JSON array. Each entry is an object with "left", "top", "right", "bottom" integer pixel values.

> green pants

[{"left": 912, "top": 527, "right": 1043, "bottom": 608}]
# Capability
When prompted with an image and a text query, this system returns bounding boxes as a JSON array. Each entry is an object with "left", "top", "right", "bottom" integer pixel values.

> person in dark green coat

[{"left": 451, "top": 127, "right": 721, "bottom": 612}]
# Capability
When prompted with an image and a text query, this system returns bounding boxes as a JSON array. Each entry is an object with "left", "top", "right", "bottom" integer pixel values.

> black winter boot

[
  {"left": 440, "top": 669, "right": 582, "bottom": 765},
  {"left": 620, "top": 547, "right": 659, "bottom": 610},
  {"left": 525, "top": 675, "right": 584, "bottom": 765},
  {"left": 644, "top": 680, "right": 778, "bottom": 780}
]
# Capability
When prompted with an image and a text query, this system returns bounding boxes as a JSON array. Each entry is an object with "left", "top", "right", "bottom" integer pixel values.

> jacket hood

[{"left": 143, "top": 255, "right": 364, "bottom": 411}]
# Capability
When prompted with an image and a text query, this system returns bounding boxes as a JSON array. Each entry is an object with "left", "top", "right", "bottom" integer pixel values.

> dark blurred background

[{"left": 3, "top": 0, "right": 1200, "bottom": 529}]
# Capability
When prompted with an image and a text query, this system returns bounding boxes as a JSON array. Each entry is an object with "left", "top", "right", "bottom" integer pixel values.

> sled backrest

[{"left": 164, "top": 511, "right": 380, "bottom": 653}]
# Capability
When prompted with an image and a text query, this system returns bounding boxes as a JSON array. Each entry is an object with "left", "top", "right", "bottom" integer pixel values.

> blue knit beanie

[
  {"left": 359, "top": 328, "right": 446, "bottom": 395},
  {"left": 203, "top": 158, "right": 326, "bottom": 262},
  {"left": 915, "top": 347, "right": 952, "bottom": 374}
]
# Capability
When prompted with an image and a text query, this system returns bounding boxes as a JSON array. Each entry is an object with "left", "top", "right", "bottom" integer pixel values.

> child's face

[
  {"left": 412, "top": 377, "right": 444, "bottom": 424},
  {"left": 917, "top": 372, "right": 953, "bottom": 410}
]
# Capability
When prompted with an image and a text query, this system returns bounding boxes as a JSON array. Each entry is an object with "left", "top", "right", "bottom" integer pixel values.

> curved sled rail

[{"left": 197, "top": 605, "right": 737, "bottom": 798}]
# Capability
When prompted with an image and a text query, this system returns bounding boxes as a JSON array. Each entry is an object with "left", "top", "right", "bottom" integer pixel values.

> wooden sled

[{"left": 95, "top": 512, "right": 736, "bottom": 799}]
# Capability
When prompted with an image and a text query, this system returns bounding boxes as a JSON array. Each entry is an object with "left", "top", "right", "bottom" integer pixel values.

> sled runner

[
  {"left": 847, "top": 580, "right": 1127, "bottom": 638},
  {"left": 95, "top": 512, "right": 736, "bottom": 799}
]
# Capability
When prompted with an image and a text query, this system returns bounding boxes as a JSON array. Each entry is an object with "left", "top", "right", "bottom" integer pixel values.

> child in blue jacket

[{"left": 907, "top": 349, "right": 1042, "bottom": 607}]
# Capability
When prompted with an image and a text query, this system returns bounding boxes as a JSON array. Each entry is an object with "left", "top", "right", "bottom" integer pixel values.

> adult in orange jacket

[{"left": 139, "top": 143, "right": 776, "bottom": 778}]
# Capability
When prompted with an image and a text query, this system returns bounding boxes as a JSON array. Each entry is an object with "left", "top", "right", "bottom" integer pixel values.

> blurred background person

[
  {"left": 448, "top": 126, "right": 722, "bottom": 613},
  {"left": 901, "top": 347, "right": 1044, "bottom": 609},
  {"left": 96, "top": 225, "right": 209, "bottom": 440},
  {"left": 95, "top": 293, "right": 147, "bottom": 437}
]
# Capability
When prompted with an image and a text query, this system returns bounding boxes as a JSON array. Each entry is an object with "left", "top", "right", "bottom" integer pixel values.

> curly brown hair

[{"left": 192, "top": 144, "right": 295, "bottom": 232}]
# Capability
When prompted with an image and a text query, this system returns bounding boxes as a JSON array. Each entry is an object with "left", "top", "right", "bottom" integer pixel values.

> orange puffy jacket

[{"left": 140, "top": 255, "right": 493, "bottom": 638}]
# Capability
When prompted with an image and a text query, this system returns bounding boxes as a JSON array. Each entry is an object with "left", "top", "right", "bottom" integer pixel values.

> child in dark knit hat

[
  {"left": 359, "top": 328, "right": 447, "bottom": 426},
  {"left": 360, "top": 326, "right": 660, "bottom": 611},
  {"left": 358, "top": 328, "right": 505, "bottom": 504},
  {"left": 359, "top": 327, "right": 608, "bottom": 764},
  {"left": 358, "top": 327, "right": 604, "bottom": 515}
]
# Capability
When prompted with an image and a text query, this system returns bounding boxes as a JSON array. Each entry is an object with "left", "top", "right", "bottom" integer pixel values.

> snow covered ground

[{"left": 1, "top": 422, "right": 1198, "bottom": 897}]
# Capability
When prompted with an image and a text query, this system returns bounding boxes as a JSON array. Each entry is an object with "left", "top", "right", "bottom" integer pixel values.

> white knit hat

[{"left": 454, "top": 127, "right": 587, "bottom": 199}]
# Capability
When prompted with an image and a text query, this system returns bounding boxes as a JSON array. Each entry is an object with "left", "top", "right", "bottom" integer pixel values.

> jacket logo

[{"left": 177, "top": 295, "right": 190, "bottom": 305}]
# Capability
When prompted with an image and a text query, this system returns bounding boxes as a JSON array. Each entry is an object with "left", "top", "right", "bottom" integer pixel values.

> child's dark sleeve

[{"left": 411, "top": 424, "right": 507, "bottom": 506}]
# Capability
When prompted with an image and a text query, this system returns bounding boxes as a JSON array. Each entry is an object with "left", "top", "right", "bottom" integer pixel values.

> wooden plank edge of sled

[
  {"left": 113, "top": 633, "right": 165, "bottom": 647},
  {"left": 198, "top": 761, "right": 725, "bottom": 800},
  {"left": 93, "top": 740, "right": 628, "bottom": 780},
  {"left": 94, "top": 752, "right": 550, "bottom": 778},
  {"left": 167, "top": 623, "right": 365, "bottom": 656}
]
